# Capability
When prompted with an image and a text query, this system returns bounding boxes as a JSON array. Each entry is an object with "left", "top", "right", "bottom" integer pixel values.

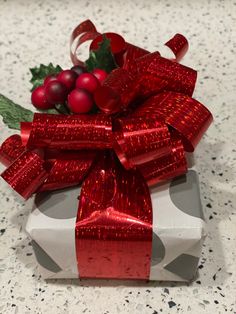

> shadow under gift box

[{"left": 25, "top": 166, "right": 206, "bottom": 282}]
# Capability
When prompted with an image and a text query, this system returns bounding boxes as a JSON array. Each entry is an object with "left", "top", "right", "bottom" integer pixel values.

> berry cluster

[{"left": 31, "top": 66, "right": 107, "bottom": 114}]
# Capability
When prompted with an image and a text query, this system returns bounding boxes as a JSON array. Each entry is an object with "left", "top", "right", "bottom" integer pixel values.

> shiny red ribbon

[{"left": 0, "top": 20, "right": 213, "bottom": 280}]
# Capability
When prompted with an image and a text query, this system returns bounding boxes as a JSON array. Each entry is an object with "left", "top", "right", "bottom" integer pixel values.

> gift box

[
  {"left": 0, "top": 20, "right": 212, "bottom": 283},
  {"left": 26, "top": 163, "right": 205, "bottom": 281}
]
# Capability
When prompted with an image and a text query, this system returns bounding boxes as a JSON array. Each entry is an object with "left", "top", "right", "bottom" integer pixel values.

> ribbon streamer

[{"left": 76, "top": 152, "right": 153, "bottom": 279}]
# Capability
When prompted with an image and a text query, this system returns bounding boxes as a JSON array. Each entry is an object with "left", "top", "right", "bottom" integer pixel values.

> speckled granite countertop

[{"left": 0, "top": 0, "right": 235, "bottom": 313}]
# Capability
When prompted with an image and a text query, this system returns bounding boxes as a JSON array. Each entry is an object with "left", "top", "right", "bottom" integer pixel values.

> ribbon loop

[
  {"left": 137, "top": 137, "right": 187, "bottom": 186},
  {"left": 39, "top": 150, "right": 96, "bottom": 192},
  {"left": 134, "top": 92, "right": 213, "bottom": 152},
  {"left": 122, "top": 43, "right": 149, "bottom": 71},
  {"left": 1, "top": 150, "right": 50, "bottom": 199},
  {"left": 134, "top": 52, "right": 197, "bottom": 97},
  {"left": 113, "top": 116, "right": 171, "bottom": 169},
  {"left": 27, "top": 113, "right": 112, "bottom": 150},
  {"left": 0, "top": 135, "right": 25, "bottom": 167},
  {"left": 0, "top": 134, "right": 96, "bottom": 195}
]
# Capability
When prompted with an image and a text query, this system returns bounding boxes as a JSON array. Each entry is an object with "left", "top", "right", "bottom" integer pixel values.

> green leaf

[
  {"left": 0, "top": 94, "right": 34, "bottom": 130},
  {"left": 38, "top": 108, "right": 58, "bottom": 115},
  {"left": 30, "top": 63, "right": 62, "bottom": 91},
  {"left": 0, "top": 94, "right": 64, "bottom": 130},
  {"left": 55, "top": 103, "right": 71, "bottom": 115},
  {"left": 85, "top": 35, "right": 117, "bottom": 73}
]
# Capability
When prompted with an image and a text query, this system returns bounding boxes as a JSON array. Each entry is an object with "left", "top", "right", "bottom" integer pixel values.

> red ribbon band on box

[{"left": 0, "top": 20, "right": 213, "bottom": 280}]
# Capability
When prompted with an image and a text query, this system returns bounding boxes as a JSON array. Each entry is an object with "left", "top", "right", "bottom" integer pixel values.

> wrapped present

[
  {"left": 0, "top": 20, "right": 213, "bottom": 282},
  {"left": 26, "top": 164, "right": 205, "bottom": 281}
]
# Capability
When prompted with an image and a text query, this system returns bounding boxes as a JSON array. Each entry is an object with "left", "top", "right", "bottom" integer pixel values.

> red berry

[
  {"left": 92, "top": 69, "right": 108, "bottom": 83},
  {"left": 31, "top": 86, "right": 54, "bottom": 110},
  {"left": 57, "top": 70, "right": 77, "bottom": 91},
  {"left": 76, "top": 73, "right": 100, "bottom": 94},
  {"left": 67, "top": 89, "right": 94, "bottom": 113},
  {"left": 71, "top": 65, "right": 87, "bottom": 76},
  {"left": 44, "top": 75, "right": 58, "bottom": 86},
  {"left": 45, "top": 80, "right": 68, "bottom": 104}
]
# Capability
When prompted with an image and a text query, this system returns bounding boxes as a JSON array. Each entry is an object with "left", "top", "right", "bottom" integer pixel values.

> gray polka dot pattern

[
  {"left": 169, "top": 170, "right": 204, "bottom": 220},
  {"left": 151, "top": 232, "right": 165, "bottom": 265},
  {"left": 35, "top": 186, "right": 80, "bottom": 219},
  {"left": 31, "top": 240, "right": 62, "bottom": 273},
  {"left": 164, "top": 254, "right": 199, "bottom": 281}
]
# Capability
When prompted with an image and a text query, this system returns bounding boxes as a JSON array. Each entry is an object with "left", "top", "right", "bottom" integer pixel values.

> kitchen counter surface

[{"left": 0, "top": 0, "right": 235, "bottom": 313}]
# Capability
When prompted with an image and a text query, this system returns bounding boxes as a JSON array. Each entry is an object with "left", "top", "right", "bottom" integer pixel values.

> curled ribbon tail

[
  {"left": 70, "top": 19, "right": 101, "bottom": 66},
  {"left": 165, "top": 33, "right": 189, "bottom": 62}
]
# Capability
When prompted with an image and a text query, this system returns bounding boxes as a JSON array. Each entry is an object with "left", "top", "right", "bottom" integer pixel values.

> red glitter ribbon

[
  {"left": 94, "top": 68, "right": 140, "bottom": 114},
  {"left": 113, "top": 116, "right": 171, "bottom": 169},
  {"left": 134, "top": 92, "right": 213, "bottom": 152},
  {"left": 26, "top": 113, "right": 112, "bottom": 150},
  {"left": 76, "top": 152, "right": 152, "bottom": 279},
  {"left": 70, "top": 19, "right": 100, "bottom": 66},
  {"left": 165, "top": 33, "right": 189, "bottom": 62},
  {"left": 1, "top": 150, "right": 50, "bottom": 199},
  {"left": 0, "top": 135, "right": 25, "bottom": 167},
  {"left": 0, "top": 20, "right": 213, "bottom": 280}
]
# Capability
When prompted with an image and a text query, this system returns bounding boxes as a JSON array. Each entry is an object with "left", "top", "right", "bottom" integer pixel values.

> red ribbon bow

[{"left": 0, "top": 20, "right": 213, "bottom": 279}]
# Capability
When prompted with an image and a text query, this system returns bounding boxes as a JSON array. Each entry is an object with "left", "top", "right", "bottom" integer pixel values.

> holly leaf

[
  {"left": 55, "top": 103, "right": 71, "bottom": 114},
  {"left": 30, "top": 63, "right": 62, "bottom": 91},
  {"left": 0, "top": 94, "right": 34, "bottom": 130},
  {"left": 85, "top": 35, "right": 117, "bottom": 73}
]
